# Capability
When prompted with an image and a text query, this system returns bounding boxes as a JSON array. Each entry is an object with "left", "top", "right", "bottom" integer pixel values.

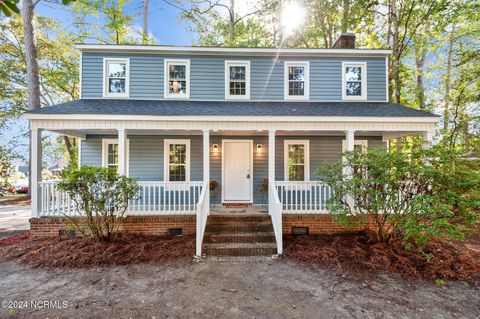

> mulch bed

[
  {"left": 0, "top": 232, "right": 195, "bottom": 268},
  {"left": 284, "top": 233, "right": 480, "bottom": 284}
]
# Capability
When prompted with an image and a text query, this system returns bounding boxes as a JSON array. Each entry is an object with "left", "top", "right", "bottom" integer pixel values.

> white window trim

[
  {"left": 103, "top": 58, "right": 130, "bottom": 98},
  {"left": 284, "top": 140, "right": 310, "bottom": 181},
  {"left": 164, "top": 139, "right": 191, "bottom": 181},
  {"left": 101, "top": 138, "right": 130, "bottom": 176},
  {"left": 342, "top": 139, "right": 368, "bottom": 152},
  {"left": 164, "top": 59, "right": 190, "bottom": 99},
  {"left": 342, "top": 61, "right": 367, "bottom": 101},
  {"left": 284, "top": 61, "right": 310, "bottom": 101},
  {"left": 224, "top": 60, "right": 250, "bottom": 100}
]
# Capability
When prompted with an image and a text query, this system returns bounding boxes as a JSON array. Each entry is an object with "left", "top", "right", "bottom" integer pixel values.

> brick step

[
  {"left": 205, "top": 223, "right": 274, "bottom": 233},
  {"left": 207, "top": 215, "right": 271, "bottom": 223},
  {"left": 203, "top": 232, "right": 276, "bottom": 244},
  {"left": 202, "top": 243, "right": 277, "bottom": 256}
]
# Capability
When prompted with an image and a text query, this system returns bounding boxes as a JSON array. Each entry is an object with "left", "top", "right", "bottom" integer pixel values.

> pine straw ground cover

[
  {"left": 0, "top": 232, "right": 194, "bottom": 268},
  {"left": 283, "top": 233, "right": 480, "bottom": 284}
]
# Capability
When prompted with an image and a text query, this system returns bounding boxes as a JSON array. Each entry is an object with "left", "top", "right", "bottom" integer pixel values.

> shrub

[
  {"left": 318, "top": 146, "right": 479, "bottom": 247},
  {"left": 57, "top": 166, "right": 139, "bottom": 241}
]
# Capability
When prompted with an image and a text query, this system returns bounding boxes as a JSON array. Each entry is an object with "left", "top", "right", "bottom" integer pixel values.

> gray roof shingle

[{"left": 26, "top": 99, "right": 438, "bottom": 117}]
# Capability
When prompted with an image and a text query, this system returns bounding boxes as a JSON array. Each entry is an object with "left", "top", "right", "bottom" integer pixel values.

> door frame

[{"left": 221, "top": 139, "right": 254, "bottom": 203}]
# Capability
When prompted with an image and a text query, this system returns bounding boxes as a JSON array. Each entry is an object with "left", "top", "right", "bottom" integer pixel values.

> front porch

[{"left": 27, "top": 116, "right": 436, "bottom": 256}]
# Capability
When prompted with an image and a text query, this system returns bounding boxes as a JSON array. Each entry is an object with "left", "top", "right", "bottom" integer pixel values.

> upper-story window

[
  {"left": 103, "top": 58, "right": 129, "bottom": 98},
  {"left": 225, "top": 61, "right": 250, "bottom": 100},
  {"left": 164, "top": 59, "right": 190, "bottom": 99},
  {"left": 284, "top": 61, "right": 309, "bottom": 100},
  {"left": 342, "top": 62, "right": 367, "bottom": 100}
]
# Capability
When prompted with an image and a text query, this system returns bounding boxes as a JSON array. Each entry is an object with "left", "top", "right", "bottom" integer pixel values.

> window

[
  {"left": 103, "top": 58, "right": 129, "bottom": 98},
  {"left": 102, "top": 139, "right": 130, "bottom": 175},
  {"left": 225, "top": 61, "right": 250, "bottom": 100},
  {"left": 342, "top": 62, "right": 367, "bottom": 100},
  {"left": 342, "top": 139, "right": 368, "bottom": 177},
  {"left": 164, "top": 139, "right": 190, "bottom": 181},
  {"left": 164, "top": 59, "right": 190, "bottom": 99},
  {"left": 284, "top": 61, "right": 309, "bottom": 100},
  {"left": 284, "top": 140, "right": 310, "bottom": 181}
]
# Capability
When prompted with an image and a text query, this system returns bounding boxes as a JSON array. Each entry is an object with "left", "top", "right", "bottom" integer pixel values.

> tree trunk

[
  {"left": 391, "top": 0, "right": 401, "bottom": 104},
  {"left": 415, "top": 48, "right": 426, "bottom": 109},
  {"left": 142, "top": 0, "right": 148, "bottom": 44},
  {"left": 228, "top": 0, "right": 235, "bottom": 45},
  {"left": 341, "top": 0, "right": 350, "bottom": 33},
  {"left": 443, "top": 27, "right": 454, "bottom": 131},
  {"left": 23, "top": 0, "right": 41, "bottom": 196},
  {"left": 63, "top": 136, "right": 76, "bottom": 162}
]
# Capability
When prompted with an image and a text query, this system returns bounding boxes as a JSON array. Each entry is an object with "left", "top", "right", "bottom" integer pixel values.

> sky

[{"left": 2, "top": 0, "right": 197, "bottom": 164}]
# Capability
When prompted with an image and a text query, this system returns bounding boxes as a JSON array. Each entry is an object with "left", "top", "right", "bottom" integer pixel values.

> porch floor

[{"left": 209, "top": 206, "right": 268, "bottom": 215}]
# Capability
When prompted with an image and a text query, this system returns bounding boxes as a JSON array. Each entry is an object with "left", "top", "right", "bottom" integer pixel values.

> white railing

[
  {"left": 128, "top": 181, "right": 204, "bottom": 215},
  {"left": 38, "top": 181, "right": 205, "bottom": 217},
  {"left": 40, "top": 181, "right": 79, "bottom": 216},
  {"left": 269, "top": 184, "right": 283, "bottom": 254},
  {"left": 195, "top": 182, "right": 209, "bottom": 257},
  {"left": 275, "top": 181, "right": 333, "bottom": 214}
]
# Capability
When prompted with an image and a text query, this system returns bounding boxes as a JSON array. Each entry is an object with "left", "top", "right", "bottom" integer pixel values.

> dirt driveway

[{"left": 0, "top": 257, "right": 478, "bottom": 319}]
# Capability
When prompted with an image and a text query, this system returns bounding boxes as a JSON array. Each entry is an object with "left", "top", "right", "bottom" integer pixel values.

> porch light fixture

[
  {"left": 256, "top": 144, "right": 262, "bottom": 152},
  {"left": 212, "top": 144, "right": 219, "bottom": 152}
]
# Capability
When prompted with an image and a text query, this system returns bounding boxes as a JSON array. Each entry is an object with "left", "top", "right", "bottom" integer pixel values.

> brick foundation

[
  {"left": 30, "top": 214, "right": 365, "bottom": 238},
  {"left": 29, "top": 215, "right": 196, "bottom": 237},
  {"left": 282, "top": 214, "right": 364, "bottom": 235}
]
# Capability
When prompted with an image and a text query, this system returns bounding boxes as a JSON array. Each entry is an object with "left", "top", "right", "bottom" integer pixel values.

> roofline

[
  {"left": 75, "top": 44, "right": 392, "bottom": 57},
  {"left": 24, "top": 113, "right": 440, "bottom": 123}
]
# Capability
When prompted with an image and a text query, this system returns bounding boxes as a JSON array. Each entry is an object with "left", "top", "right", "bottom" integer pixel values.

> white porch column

[
  {"left": 31, "top": 128, "right": 42, "bottom": 218},
  {"left": 422, "top": 131, "right": 434, "bottom": 148},
  {"left": 344, "top": 130, "right": 355, "bottom": 208},
  {"left": 202, "top": 129, "right": 210, "bottom": 212},
  {"left": 117, "top": 129, "right": 127, "bottom": 175},
  {"left": 268, "top": 130, "right": 276, "bottom": 211}
]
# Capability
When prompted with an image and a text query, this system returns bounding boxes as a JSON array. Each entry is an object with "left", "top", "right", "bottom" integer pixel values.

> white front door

[{"left": 223, "top": 140, "right": 252, "bottom": 202}]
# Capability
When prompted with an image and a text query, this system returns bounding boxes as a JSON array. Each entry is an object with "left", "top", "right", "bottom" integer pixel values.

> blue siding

[
  {"left": 81, "top": 134, "right": 385, "bottom": 204},
  {"left": 82, "top": 53, "right": 387, "bottom": 101}
]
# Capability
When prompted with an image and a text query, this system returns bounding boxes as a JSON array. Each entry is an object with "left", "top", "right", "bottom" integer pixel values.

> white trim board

[
  {"left": 76, "top": 44, "right": 392, "bottom": 57},
  {"left": 25, "top": 113, "right": 440, "bottom": 123},
  {"left": 221, "top": 139, "right": 254, "bottom": 203}
]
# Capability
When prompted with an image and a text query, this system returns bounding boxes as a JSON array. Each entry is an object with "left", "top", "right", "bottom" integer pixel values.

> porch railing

[
  {"left": 195, "top": 182, "right": 209, "bottom": 256},
  {"left": 268, "top": 183, "right": 283, "bottom": 254},
  {"left": 274, "top": 181, "right": 333, "bottom": 214},
  {"left": 38, "top": 181, "right": 205, "bottom": 217}
]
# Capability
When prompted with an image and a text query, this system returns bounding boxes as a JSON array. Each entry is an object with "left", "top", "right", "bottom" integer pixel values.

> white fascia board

[
  {"left": 75, "top": 44, "right": 392, "bottom": 57},
  {"left": 24, "top": 113, "right": 441, "bottom": 123}
]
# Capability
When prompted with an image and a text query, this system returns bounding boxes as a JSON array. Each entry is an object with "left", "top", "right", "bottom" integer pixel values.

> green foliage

[
  {"left": 318, "top": 147, "right": 479, "bottom": 246},
  {"left": 0, "top": 0, "right": 19, "bottom": 16},
  {"left": 0, "top": 145, "right": 12, "bottom": 187},
  {"left": 57, "top": 166, "right": 139, "bottom": 241}
]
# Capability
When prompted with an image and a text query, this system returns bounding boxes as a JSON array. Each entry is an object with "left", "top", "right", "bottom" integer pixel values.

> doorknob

[{"left": 246, "top": 174, "right": 250, "bottom": 179}]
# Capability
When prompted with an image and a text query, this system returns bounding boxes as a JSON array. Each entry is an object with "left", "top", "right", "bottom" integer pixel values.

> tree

[
  {"left": 318, "top": 148, "right": 479, "bottom": 246},
  {"left": 0, "top": 0, "right": 19, "bottom": 16},
  {"left": 57, "top": 166, "right": 139, "bottom": 241},
  {"left": 142, "top": 0, "right": 148, "bottom": 44}
]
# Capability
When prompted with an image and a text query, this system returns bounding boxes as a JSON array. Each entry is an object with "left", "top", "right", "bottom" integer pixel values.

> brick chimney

[{"left": 333, "top": 33, "right": 356, "bottom": 49}]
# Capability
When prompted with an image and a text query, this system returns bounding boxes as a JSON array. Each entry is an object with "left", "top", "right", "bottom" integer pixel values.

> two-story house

[{"left": 25, "top": 34, "right": 439, "bottom": 256}]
